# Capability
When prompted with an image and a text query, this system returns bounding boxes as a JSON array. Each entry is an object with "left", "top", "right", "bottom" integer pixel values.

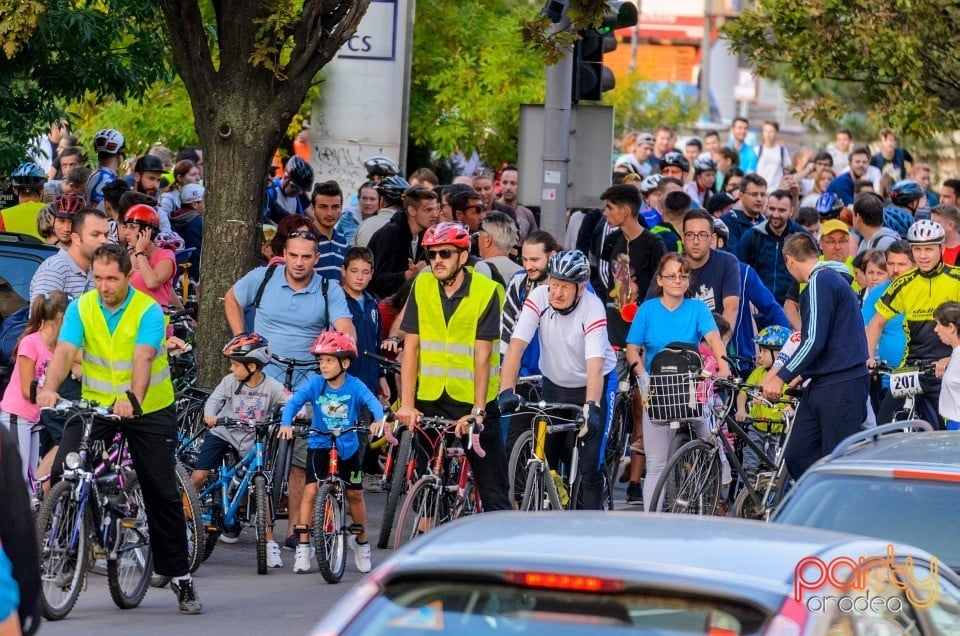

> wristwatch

[{"left": 470, "top": 407, "right": 486, "bottom": 417}]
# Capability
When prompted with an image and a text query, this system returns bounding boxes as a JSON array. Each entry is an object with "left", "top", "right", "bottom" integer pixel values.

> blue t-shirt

[
  {"left": 316, "top": 229, "right": 349, "bottom": 282},
  {"left": 689, "top": 248, "right": 741, "bottom": 315},
  {"left": 232, "top": 266, "right": 351, "bottom": 389},
  {"left": 0, "top": 546, "right": 19, "bottom": 624},
  {"left": 862, "top": 281, "right": 906, "bottom": 386},
  {"left": 60, "top": 289, "right": 165, "bottom": 352},
  {"left": 627, "top": 297, "right": 717, "bottom": 373},
  {"left": 282, "top": 374, "right": 384, "bottom": 459}
]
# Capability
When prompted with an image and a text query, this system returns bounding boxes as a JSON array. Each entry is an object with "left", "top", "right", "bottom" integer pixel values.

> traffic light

[{"left": 571, "top": 1, "right": 639, "bottom": 103}]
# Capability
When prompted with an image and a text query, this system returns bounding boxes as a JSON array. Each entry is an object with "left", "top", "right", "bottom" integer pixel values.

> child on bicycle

[
  {"left": 736, "top": 325, "right": 793, "bottom": 477},
  {"left": 278, "top": 330, "right": 384, "bottom": 575},
  {"left": 190, "top": 333, "right": 290, "bottom": 565},
  {"left": 0, "top": 291, "right": 69, "bottom": 487}
]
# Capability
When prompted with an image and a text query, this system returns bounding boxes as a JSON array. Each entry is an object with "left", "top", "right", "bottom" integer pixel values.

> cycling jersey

[
  {"left": 85, "top": 167, "right": 116, "bottom": 207},
  {"left": 875, "top": 263, "right": 960, "bottom": 364}
]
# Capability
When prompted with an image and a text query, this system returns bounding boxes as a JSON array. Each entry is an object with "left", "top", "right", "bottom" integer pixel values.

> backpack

[
  {"left": 253, "top": 263, "right": 329, "bottom": 329},
  {"left": 0, "top": 306, "right": 29, "bottom": 368},
  {"left": 647, "top": 342, "right": 703, "bottom": 422}
]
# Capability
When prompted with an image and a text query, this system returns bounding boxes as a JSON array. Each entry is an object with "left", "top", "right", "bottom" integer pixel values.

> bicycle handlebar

[
  {"left": 363, "top": 350, "right": 401, "bottom": 374},
  {"left": 269, "top": 354, "right": 317, "bottom": 368},
  {"left": 41, "top": 399, "right": 120, "bottom": 420},
  {"left": 290, "top": 424, "right": 369, "bottom": 439},
  {"left": 872, "top": 360, "right": 938, "bottom": 377},
  {"left": 216, "top": 417, "right": 281, "bottom": 429}
]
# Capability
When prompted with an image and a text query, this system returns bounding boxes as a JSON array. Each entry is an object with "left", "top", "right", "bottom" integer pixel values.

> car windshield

[
  {"left": 341, "top": 580, "right": 766, "bottom": 635},
  {"left": 776, "top": 473, "right": 960, "bottom": 570}
]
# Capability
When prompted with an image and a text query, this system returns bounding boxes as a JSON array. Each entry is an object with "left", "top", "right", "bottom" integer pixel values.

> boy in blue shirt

[{"left": 279, "top": 330, "right": 384, "bottom": 576}]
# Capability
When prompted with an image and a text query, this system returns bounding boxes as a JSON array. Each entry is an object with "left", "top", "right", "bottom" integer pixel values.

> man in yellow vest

[
  {"left": 395, "top": 222, "right": 510, "bottom": 511},
  {"left": 0, "top": 162, "right": 47, "bottom": 239},
  {"left": 37, "top": 244, "right": 201, "bottom": 615}
]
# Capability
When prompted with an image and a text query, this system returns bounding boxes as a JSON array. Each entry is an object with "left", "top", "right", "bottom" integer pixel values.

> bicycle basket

[{"left": 644, "top": 372, "right": 703, "bottom": 423}]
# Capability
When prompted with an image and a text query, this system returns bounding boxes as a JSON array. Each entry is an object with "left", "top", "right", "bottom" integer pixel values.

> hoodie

[
  {"left": 368, "top": 209, "right": 425, "bottom": 298},
  {"left": 719, "top": 208, "right": 763, "bottom": 254},
  {"left": 737, "top": 218, "right": 808, "bottom": 305}
]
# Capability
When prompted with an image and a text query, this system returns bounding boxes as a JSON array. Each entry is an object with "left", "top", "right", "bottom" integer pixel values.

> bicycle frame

[{"left": 199, "top": 437, "right": 267, "bottom": 529}]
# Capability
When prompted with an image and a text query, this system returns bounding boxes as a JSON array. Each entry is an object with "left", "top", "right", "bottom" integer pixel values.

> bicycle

[
  {"left": 650, "top": 376, "right": 798, "bottom": 518},
  {"left": 35, "top": 399, "right": 153, "bottom": 620},
  {"left": 267, "top": 353, "right": 317, "bottom": 517},
  {"left": 291, "top": 423, "right": 370, "bottom": 583},
  {"left": 192, "top": 416, "right": 282, "bottom": 574},
  {"left": 873, "top": 360, "right": 939, "bottom": 424},
  {"left": 603, "top": 369, "right": 638, "bottom": 487},
  {"left": 392, "top": 416, "right": 484, "bottom": 551}
]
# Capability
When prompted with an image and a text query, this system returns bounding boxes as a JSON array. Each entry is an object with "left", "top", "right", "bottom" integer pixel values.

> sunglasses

[
  {"left": 287, "top": 230, "right": 317, "bottom": 241},
  {"left": 425, "top": 248, "right": 461, "bottom": 261}
]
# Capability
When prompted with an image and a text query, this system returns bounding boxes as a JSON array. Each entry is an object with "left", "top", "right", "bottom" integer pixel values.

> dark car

[
  {"left": 774, "top": 421, "right": 960, "bottom": 573},
  {"left": 312, "top": 512, "right": 960, "bottom": 635}
]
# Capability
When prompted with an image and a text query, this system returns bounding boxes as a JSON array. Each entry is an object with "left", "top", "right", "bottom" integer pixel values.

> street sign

[{"left": 733, "top": 68, "right": 757, "bottom": 102}]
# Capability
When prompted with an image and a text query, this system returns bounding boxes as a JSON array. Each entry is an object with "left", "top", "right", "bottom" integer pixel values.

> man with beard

[
  {"left": 396, "top": 222, "right": 510, "bottom": 512},
  {"left": 311, "top": 180, "right": 349, "bottom": 281},
  {"left": 127, "top": 154, "right": 173, "bottom": 233},
  {"left": 497, "top": 165, "right": 538, "bottom": 242},
  {"left": 827, "top": 146, "right": 872, "bottom": 205},
  {"left": 738, "top": 190, "right": 807, "bottom": 304},
  {"left": 720, "top": 172, "right": 767, "bottom": 252}
]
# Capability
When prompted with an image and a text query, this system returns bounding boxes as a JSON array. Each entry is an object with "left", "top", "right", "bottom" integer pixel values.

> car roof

[
  {"left": 816, "top": 430, "right": 960, "bottom": 474},
  {"left": 384, "top": 512, "right": 914, "bottom": 611}
]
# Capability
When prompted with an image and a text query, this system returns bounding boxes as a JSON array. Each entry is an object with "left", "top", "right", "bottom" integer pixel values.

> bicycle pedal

[
  {"left": 120, "top": 520, "right": 137, "bottom": 529},
  {"left": 346, "top": 523, "right": 364, "bottom": 535}
]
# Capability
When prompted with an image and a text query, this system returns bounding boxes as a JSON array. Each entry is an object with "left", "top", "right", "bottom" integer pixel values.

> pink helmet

[
  {"left": 310, "top": 330, "right": 358, "bottom": 361},
  {"left": 422, "top": 221, "right": 471, "bottom": 249}
]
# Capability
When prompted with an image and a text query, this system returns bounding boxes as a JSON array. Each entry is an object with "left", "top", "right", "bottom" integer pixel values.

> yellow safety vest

[
  {"left": 1, "top": 201, "right": 44, "bottom": 239},
  {"left": 77, "top": 288, "right": 174, "bottom": 413},
  {"left": 414, "top": 271, "right": 502, "bottom": 405}
]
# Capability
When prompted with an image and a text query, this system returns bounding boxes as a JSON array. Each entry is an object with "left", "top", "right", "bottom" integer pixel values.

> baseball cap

[
  {"left": 637, "top": 132, "right": 655, "bottom": 146},
  {"left": 134, "top": 154, "right": 164, "bottom": 173},
  {"left": 821, "top": 219, "right": 850, "bottom": 236},
  {"left": 706, "top": 192, "right": 737, "bottom": 216},
  {"left": 181, "top": 183, "right": 205, "bottom": 204}
]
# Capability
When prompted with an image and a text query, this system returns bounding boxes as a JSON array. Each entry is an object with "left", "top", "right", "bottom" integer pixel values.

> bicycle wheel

[
  {"left": 36, "top": 480, "right": 88, "bottom": 620},
  {"left": 507, "top": 429, "right": 534, "bottom": 509},
  {"left": 270, "top": 438, "right": 292, "bottom": 518},
  {"left": 651, "top": 439, "right": 721, "bottom": 515},
  {"left": 254, "top": 474, "right": 269, "bottom": 575},
  {"left": 174, "top": 463, "right": 204, "bottom": 574},
  {"left": 667, "top": 426, "right": 692, "bottom": 460},
  {"left": 378, "top": 427, "right": 412, "bottom": 549},
  {"left": 313, "top": 482, "right": 346, "bottom": 583},
  {"left": 604, "top": 394, "right": 630, "bottom": 477},
  {"left": 393, "top": 475, "right": 443, "bottom": 551},
  {"left": 107, "top": 475, "right": 153, "bottom": 609}
]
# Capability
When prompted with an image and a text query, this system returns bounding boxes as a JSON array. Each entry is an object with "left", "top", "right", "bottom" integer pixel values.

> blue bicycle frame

[{"left": 199, "top": 437, "right": 266, "bottom": 529}]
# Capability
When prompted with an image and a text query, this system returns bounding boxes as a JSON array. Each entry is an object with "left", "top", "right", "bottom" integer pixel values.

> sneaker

[
  {"left": 283, "top": 534, "right": 298, "bottom": 551},
  {"left": 266, "top": 540, "right": 283, "bottom": 568},
  {"left": 626, "top": 481, "right": 643, "bottom": 506},
  {"left": 219, "top": 525, "right": 241, "bottom": 544},
  {"left": 170, "top": 577, "right": 203, "bottom": 615},
  {"left": 362, "top": 474, "right": 383, "bottom": 492},
  {"left": 348, "top": 535, "right": 372, "bottom": 573},
  {"left": 293, "top": 544, "right": 313, "bottom": 573}
]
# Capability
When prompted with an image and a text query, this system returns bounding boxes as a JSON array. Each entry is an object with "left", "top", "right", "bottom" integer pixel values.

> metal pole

[
  {"left": 700, "top": 0, "right": 711, "bottom": 107},
  {"left": 540, "top": 8, "right": 574, "bottom": 241}
]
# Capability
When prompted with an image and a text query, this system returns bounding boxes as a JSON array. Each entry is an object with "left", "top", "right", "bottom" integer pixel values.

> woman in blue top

[
  {"left": 0, "top": 545, "right": 19, "bottom": 636},
  {"left": 279, "top": 330, "right": 384, "bottom": 576},
  {"left": 625, "top": 253, "right": 730, "bottom": 509}
]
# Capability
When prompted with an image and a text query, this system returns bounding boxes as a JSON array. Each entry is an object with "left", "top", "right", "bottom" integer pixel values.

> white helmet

[
  {"left": 906, "top": 219, "right": 945, "bottom": 245},
  {"left": 640, "top": 174, "right": 662, "bottom": 194},
  {"left": 93, "top": 128, "right": 125, "bottom": 155}
]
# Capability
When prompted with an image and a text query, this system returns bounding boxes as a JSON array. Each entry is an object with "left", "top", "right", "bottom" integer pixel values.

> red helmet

[
  {"left": 52, "top": 194, "right": 86, "bottom": 219},
  {"left": 222, "top": 332, "right": 272, "bottom": 366},
  {"left": 123, "top": 204, "right": 160, "bottom": 229},
  {"left": 311, "top": 330, "right": 357, "bottom": 360},
  {"left": 422, "top": 222, "right": 471, "bottom": 249}
]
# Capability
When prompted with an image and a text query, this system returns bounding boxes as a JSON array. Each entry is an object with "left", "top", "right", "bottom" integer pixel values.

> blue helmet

[
  {"left": 815, "top": 193, "right": 844, "bottom": 219},
  {"left": 754, "top": 325, "right": 791, "bottom": 349},
  {"left": 882, "top": 205, "right": 912, "bottom": 238},
  {"left": 890, "top": 179, "right": 925, "bottom": 207},
  {"left": 10, "top": 162, "right": 46, "bottom": 189}
]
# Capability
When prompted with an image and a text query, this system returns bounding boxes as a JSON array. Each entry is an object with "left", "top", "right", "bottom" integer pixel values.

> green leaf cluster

[{"left": 603, "top": 72, "right": 703, "bottom": 137}]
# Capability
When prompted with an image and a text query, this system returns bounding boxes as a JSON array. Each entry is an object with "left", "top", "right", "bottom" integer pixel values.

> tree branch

[
  {"left": 286, "top": 0, "right": 370, "bottom": 81},
  {"left": 158, "top": 0, "right": 216, "bottom": 98}
]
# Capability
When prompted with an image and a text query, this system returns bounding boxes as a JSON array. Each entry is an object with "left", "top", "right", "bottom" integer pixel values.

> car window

[
  {"left": 341, "top": 581, "right": 766, "bottom": 635},
  {"left": 0, "top": 252, "right": 43, "bottom": 302},
  {"left": 905, "top": 564, "right": 960, "bottom": 634},
  {"left": 774, "top": 474, "right": 960, "bottom": 570}
]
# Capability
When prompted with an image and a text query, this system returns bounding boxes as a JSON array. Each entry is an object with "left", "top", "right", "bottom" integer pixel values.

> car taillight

[
  {"left": 504, "top": 571, "right": 624, "bottom": 592},
  {"left": 763, "top": 595, "right": 808, "bottom": 636},
  {"left": 892, "top": 469, "right": 960, "bottom": 483}
]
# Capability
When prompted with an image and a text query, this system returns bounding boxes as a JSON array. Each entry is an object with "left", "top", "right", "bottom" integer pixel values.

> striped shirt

[
  {"left": 29, "top": 249, "right": 91, "bottom": 302},
  {"left": 315, "top": 228, "right": 349, "bottom": 282}
]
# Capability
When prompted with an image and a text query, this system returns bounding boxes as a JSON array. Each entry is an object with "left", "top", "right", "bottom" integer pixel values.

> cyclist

[
  {"left": 120, "top": 204, "right": 177, "bottom": 308},
  {"left": 660, "top": 151, "right": 690, "bottom": 186},
  {"left": 498, "top": 250, "right": 617, "bottom": 510},
  {"left": 395, "top": 221, "right": 511, "bottom": 512},
  {"left": 684, "top": 156, "right": 717, "bottom": 209},
  {"left": 50, "top": 194, "right": 85, "bottom": 249},
  {"left": 189, "top": 334, "right": 289, "bottom": 564},
  {"left": 84, "top": 128, "right": 125, "bottom": 209},
  {"left": 264, "top": 156, "right": 313, "bottom": 224},
  {"left": 279, "top": 330, "right": 382, "bottom": 575},
  {"left": 37, "top": 244, "right": 201, "bottom": 614},
  {"left": 883, "top": 180, "right": 926, "bottom": 237},
  {"left": 0, "top": 163, "right": 47, "bottom": 239},
  {"left": 354, "top": 174, "right": 410, "bottom": 249},
  {"left": 866, "top": 220, "right": 960, "bottom": 427}
]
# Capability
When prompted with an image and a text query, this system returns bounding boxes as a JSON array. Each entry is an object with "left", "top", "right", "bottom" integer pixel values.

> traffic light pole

[{"left": 540, "top": 11, "right": 573, "bottom": 240}]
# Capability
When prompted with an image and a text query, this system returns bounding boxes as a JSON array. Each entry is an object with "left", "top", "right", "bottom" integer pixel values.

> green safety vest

[
  {"left": 77, "top": 288, "right": 174, "bottom": 413},
  {"left": 414, "top": 272, "right": 502, "bottom": 405}
]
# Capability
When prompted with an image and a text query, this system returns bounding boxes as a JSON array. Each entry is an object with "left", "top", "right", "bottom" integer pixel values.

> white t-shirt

[
  {"left": 755, "top": 144, "right": 790, "bottom": 189},
  {"left": 940, "top": 347, "right": 960, "bottom": 421},
  {"left": 511, "top": 285, "right": 617, "bottom": 387}
]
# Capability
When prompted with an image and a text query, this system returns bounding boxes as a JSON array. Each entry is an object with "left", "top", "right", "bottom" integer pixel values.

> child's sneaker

[
  {"left": 348, "top": 536, "right": 372, "bottom": 573},
  {"left": 293, "top": 543, "right": 313, "bottom": 573},
  {"left": 266, "top": 540, "right": 283, "bottom": 568}
]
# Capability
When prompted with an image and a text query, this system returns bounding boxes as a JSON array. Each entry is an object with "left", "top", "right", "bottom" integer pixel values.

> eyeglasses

[
  {"left": 683, "top": 232, "right": 712, "bottom": 242},
  {"left": 659, "top": 273, "right": 691, "bottom": 282},
  {"left": 821, "top": 238, "right": 848, "bottom": 247},
  {"left": 742, "top": 190, "right": 766, "bottom": 198},
  {"left": 463, "top": 203, "right": 486, "bottom": 213},
  {"left": 425, "top": 248, "right": 461, "bottom": 261},
  {"left": 287, "top": 230, "right": 317, "bottom": 241}
]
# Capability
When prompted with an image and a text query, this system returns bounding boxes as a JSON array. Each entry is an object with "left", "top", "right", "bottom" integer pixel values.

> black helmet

[
  {"left": 661, "top": 151, "right": 690, "bottom": 173},
  {"left": 364, "top": 155, "right": 400, "bottom": 178},
  {"left": 285, "top": 156, "right": 313, "bottom": 192},
  {"left": 134, "top": 154, "right": 164, "bottom": 173},
  {"left": 375, "top": 175, "right": 410, "bottom": 205}
]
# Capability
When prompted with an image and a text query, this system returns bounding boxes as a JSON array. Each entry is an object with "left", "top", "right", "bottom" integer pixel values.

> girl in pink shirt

[{"left": 0, "top": 291, "right": 68, "bottom": 486}]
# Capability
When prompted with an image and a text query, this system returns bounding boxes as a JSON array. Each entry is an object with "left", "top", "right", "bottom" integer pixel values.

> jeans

[{"left": 51, "top": 405, "right": 190, "bottom": 577}]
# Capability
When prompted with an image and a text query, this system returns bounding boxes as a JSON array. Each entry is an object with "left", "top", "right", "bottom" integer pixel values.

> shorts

[
  {"left": 291, "top": 437, "right": 308, "bottom": 469},
  {"left": 194, "top": 434, "right": 239, "bottom": 471},
  {"left": 305, "top": 448, "right": 363, "bottom": 488}
]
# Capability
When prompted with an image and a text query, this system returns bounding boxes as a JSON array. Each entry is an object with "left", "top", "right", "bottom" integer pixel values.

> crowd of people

[{"left": 3, "top": 116, "right": 960, "bottom": 629}]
